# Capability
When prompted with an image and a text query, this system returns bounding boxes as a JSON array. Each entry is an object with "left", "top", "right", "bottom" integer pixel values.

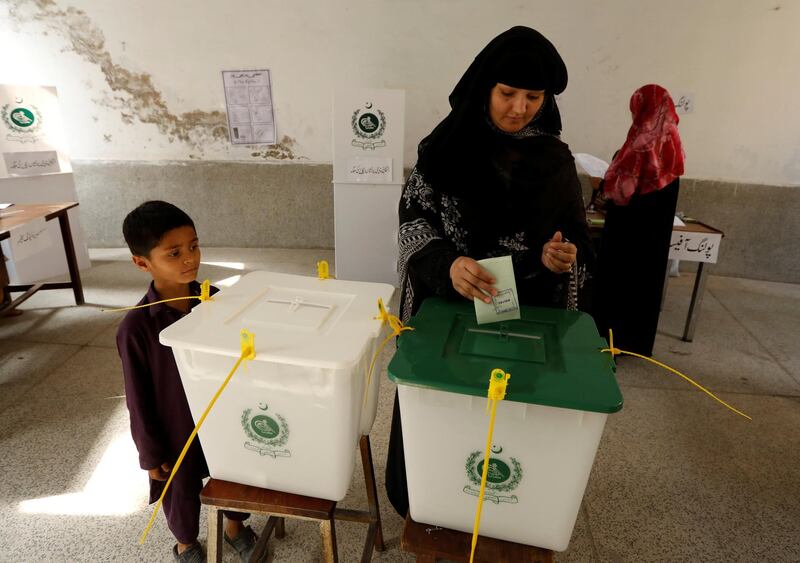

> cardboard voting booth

[
  {"left": 160, "top": 271, "right": 394, "bottom": 501},
  {"left": 388, "top": 298, "right": 623, "bottom": 551},
  {"left": 332, "top": 88, "right": 405, "bottom": 286},
  {"left": 0, "top": 85, "right": 90, "bottom": 284}
]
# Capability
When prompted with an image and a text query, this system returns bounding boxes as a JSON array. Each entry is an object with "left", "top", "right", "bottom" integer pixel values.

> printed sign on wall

[
  {"left": 0, "top": 85, "right": 72, "bottom": 178},
  {"left": 3, "top": 150, "right": 60, "bottom": 177},
  {"left": 222, "top": 70, "right": 276, "bottom": 145},
  {"left": 333, "top": 89, "right": 405, "bottom": 184}
]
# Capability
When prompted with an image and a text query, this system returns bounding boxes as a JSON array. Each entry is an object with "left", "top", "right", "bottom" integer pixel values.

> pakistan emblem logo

[
  {"left": 241, "top": 403, "right": 291, "bottom": 459},
  {"left": 351, "top": 102, "right": 386, "bottom": 150},
  {"left": 463, "top": 445, "right": 522, "bottom": 504},
  {"left": 2, "top": 98, "right": 43, "bottom": 143}
]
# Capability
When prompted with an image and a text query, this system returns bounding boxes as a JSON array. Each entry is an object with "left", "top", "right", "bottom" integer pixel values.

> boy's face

[{"left": 132, "top": 226, "right": 201, "bottom": 287}]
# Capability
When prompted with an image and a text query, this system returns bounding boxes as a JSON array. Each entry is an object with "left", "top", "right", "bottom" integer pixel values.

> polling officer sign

[
  {"left": 333, "top": 89, "right": 405, "bottom": 185},
  {"left": 332, "top": 89, "right": 405, "bottom": 285}
]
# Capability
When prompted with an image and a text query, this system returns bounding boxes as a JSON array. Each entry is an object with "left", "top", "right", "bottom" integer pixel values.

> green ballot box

[{"left": 388, "top": 298, "right": 622, "bottom": 551}]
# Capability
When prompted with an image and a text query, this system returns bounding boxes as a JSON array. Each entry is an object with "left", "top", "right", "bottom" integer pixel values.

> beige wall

[{"left": 2, "top": 0, "right": 799, "bottom": 186}]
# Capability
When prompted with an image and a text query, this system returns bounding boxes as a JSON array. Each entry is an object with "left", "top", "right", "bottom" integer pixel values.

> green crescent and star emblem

[
  {"left": 351, "top": 101, "right": 386, "bottom": 150},
  {"left": 241, "top": 402, "right": 291, "bottom": 459},
  {"left": 463, "top": 444, "right": 523, "bottom": 504},
  {"left": 2, "top": 98, "right": 43, "bottom": 143}
]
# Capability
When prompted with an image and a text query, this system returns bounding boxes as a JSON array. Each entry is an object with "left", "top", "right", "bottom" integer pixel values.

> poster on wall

[
  {"left": 222, "top": 69, "right": 276, "bottom": 145},
  {"left": 0, "top": 85, "right": 72, "bottom": 179}
]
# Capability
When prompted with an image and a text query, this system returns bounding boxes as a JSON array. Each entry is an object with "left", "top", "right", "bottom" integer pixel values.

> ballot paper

[
  {"left": 474, "top": 255, "right": 521, "bottom": 325},
  {"left": 574, "top": 153, "right": 610, "bottom": 178}
]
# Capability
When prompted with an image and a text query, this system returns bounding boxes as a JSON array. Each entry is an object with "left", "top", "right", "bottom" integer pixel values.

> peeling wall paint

[
  {"left": 7, "top": 0, "right": 232, "bottom": 154},
  {"left": 249, "top": 136, "right": 305, "bottom": 161}
]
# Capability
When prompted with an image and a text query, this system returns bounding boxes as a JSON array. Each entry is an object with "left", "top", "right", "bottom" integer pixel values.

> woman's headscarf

[
  {"left": 415, "top": 26, "right": 570, "bottom": 197},
  {"left": 603, "top": 84, "right": 685, "bottom": 206}
]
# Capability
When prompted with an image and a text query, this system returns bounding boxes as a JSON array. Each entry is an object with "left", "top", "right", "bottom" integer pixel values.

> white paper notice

[
  {"left": 3, "top": 150, "right": 60, "bottom": 177},
  {"left": 9, "top": 216, "right": 52, "bottom": 262},
  {"left": 347, "top": 157, "right": 392, "bottom": 183},
  {"left": 668, "top": 231, "right": 722, "bottom": 263},
  {"left": 574, "top": 153, "right": 610, "bottom": 178},
  {"left": 222, "top": 70, "right": 275, "bottom": 145}
]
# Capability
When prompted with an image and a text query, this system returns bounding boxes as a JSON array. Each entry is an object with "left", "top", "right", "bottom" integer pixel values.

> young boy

[{"left": 116, "top": 201, "right": 257, "bottom": 563}]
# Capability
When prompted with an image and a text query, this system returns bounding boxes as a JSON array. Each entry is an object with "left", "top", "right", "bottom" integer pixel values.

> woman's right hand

[{"left": 449, "top": 256, "right": 497, "bottom": 303}]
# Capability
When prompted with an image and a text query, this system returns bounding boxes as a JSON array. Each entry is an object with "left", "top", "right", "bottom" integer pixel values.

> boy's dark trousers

[{"left": 159, "top": 472, "right": 249, "bottom": 544}]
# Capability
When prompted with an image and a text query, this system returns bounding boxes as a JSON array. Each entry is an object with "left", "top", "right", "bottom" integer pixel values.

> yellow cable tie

[
  {"left": 199, "top": 279, "right": 213, "bottom": 302},
  {"left": 139, "top": 328, "right": 256, "bottom": 544},
  {"left": 601, "top": 330, "right": 751, "bottom": 420},
  {"left": 317, "top": 260, "right": 334, "bottom": 279},
  {"left": 470, "top": 368, "right": 510, "bottom": 563},
  {"left": 104, "top": 280, "right": 213, "bottom": 313},
  {"left": 363, "top": 298, "right": 413, "bottom": 406}
]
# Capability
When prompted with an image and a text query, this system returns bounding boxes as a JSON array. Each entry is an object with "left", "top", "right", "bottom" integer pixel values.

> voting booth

[
  {"left": 0, "top": 85, "right": 90, "bottom": 284},
  {"left": 388, "top": 298, "right": 623, "bottom": 551},
  {"left": 160, "top": 271, "right": 394, "bottom": 501},
  {"left": 332, "top": 89, "right": 405, "bottom": 286}
]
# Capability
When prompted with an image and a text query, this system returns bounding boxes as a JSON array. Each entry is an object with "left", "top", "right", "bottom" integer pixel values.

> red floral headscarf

[{"left": 603, "top": 84, "right": 685, "bottom": 206}]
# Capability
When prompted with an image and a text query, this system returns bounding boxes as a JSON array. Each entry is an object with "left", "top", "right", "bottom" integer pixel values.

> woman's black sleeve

[{"left": 398, "top": 168, "right": 460, "bottom": 299}]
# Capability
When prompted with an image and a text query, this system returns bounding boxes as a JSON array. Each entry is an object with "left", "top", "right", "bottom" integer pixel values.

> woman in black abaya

[{"left": 387, "top": 26, "right": 593, "bottom": 517}]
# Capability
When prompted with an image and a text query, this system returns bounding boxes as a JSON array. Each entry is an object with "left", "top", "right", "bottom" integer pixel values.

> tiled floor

[{"left": 1, "top": 248, "right": 798, "bottom": 562}]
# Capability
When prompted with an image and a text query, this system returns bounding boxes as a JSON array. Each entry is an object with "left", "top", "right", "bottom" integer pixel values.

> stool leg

[
  {"left": 207, "top": 507, "right": 223, "bottom": 563},
  {"left": 320, "top": 518, "right": 339, "bottom": 563},
  {"left": 360, "top": 435, "right": 385, "bottom": 551}
]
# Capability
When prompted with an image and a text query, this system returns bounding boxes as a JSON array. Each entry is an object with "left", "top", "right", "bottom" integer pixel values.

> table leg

[
  {"left": 683, "top": 262, "right": 708, "bottom": 342},
  {"left": 360, "top": 435, "right": 385, "bottom": 551},
  {"left": 660, "top": 260, "right": 671, "bottom": 311},
  {"left": 207, "top": 507, "right": 223, "bottom": 563},
  {"left": 0, "top": 246, "right": 9, "bottom": 306},
  {"left": 57, "top": 211, "right": 84, "bottom": 305},
  {"left": 275, "top": 516, "right": 285, "bottom": 539},
  {"left": 320, "top": 518, "right": 339, "bottom": 563}
]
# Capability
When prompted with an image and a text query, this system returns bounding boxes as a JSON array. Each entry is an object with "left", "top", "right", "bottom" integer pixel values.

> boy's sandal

[
  {"left": 173, "top": 542, "right": 206, "bottom": 563},
  {"left": 224, "top": 525, "right": 258, "bottom": 562}
]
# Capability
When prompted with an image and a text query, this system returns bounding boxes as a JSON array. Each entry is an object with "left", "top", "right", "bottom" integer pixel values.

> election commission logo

[
  {"left": 241, "top": 403, "right": 291, "bottom": 459},
  {"left": 463, "top": 445, "right": 522, "bottom": 504},
  {"left": 2, "top": 99, "right": 43, "bottom": 143},
  {"left": 351, "top": 102, "right": 386, "bottom": 150}
]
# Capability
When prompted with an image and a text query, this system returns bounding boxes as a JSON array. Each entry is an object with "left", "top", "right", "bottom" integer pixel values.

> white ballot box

[{"left": 160, "top": 271, "right": 394, "bottom": 501}]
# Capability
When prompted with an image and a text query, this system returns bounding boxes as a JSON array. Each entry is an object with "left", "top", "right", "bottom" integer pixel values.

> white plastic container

[
  {"left": 160, "top": 271, "right": 394, "bottom": 501},
  {"left": 398, "top": 385, "right": 608, "bottom": 551},
  {"left": 388, "top": 298, "right": 622, "bottom": 551}
]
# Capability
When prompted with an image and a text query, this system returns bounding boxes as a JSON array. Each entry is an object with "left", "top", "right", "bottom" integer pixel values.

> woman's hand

[
  {"left": 541, "top": 231, "right": 577, "bottom": 273},
  {"left": 449, "top": 256, "right": 497, "bottom": 303}
]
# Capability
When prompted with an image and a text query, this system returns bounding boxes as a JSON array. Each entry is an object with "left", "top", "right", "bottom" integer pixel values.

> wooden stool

[
  {"left": 201, "top": 435, "right": 384, "bottom": 563},
  {"left": 400, "top": 515, "right": 554, "bottom": 563}
]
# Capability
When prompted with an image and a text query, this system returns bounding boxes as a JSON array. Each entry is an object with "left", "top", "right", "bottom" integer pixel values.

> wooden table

[
  {"left": 0, "top": 202, "right": 84, "bottom": 316},
  {"left": 587, "top": 210, "right": 724, "bottom": 342},
  {"left": 400, "top": 515, "right": 554, "bottom": 563}
]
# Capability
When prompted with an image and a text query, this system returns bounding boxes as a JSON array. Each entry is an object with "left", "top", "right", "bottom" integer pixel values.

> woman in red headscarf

[{"left": 593, "top": 84, "right": 685, "bottom": 356}]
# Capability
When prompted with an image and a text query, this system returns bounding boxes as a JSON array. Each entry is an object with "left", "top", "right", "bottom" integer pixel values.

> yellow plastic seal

[{"left": 469, "top": 368, "right": 511, "bottom": 563}]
